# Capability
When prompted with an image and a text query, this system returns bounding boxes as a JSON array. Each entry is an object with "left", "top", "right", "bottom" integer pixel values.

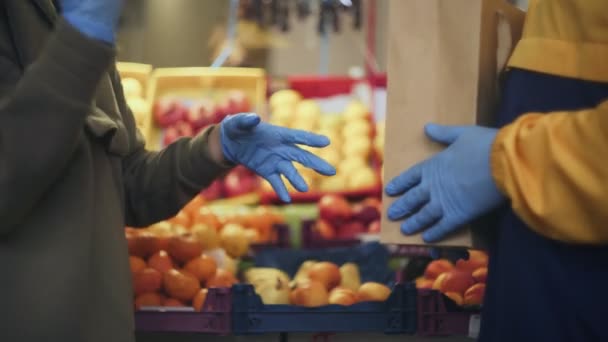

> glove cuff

[
  {"left": 62, "top": 13, "right": 115, "bottom": 44},
  {"left": 219, "top": 122, "right": 238, "bottom": 164}
]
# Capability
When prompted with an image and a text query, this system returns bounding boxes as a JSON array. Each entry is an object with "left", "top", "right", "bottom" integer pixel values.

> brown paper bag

[{"left": 380, "top": 0, "right": 525, "bottom": 247}]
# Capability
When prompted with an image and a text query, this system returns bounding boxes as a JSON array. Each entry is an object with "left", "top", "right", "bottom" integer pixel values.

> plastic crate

[
  {"left": 230, "top": 283, "right": 417, "bottom": 335},
  {"left": 134, "top": 287, "right": 232, "bottom": 335},
  {"left": 416, "top": 289, "right": 481, "bottom": 337},
  {"left": 146, "top": 67, "right": 267, "bottom": 150}
]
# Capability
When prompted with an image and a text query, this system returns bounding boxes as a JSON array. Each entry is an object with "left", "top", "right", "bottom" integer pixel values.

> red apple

[
  {"left": 318, "top": 195, "right": 352, "bottom": 225},
  {"left": 163, "top": 121, "right": 194, "bottom": 146},
  {"left": 368, "top": 220, "right": 381, "bottom": 234},
  {"left": 222, "top": 90, "right": 251, "bottom": 114},
  {"left": 362, "top": 198, "right": 381, "bottom": 211},
  {"left": 154, "top": 98, "right": 186, "bottom": 128},
  {"left": 222, "top": 170, "right": 258, "bottom": 197},
  {"left": 186, "top": 99, "right": 216, "bottom": 130},
  {"left": 336, "top": 221, "right": 366, "bottom": 239},
  {"left": 200, "top": 180, "right": 223, "bottom": 201},
  {"left": 351, "top": 202, "right": 380, "bottom": 226}
]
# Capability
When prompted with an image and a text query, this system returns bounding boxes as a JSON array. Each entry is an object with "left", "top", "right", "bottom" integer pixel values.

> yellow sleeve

[{"left": 491, "top": 100, "right": 608, "bottom": 244}]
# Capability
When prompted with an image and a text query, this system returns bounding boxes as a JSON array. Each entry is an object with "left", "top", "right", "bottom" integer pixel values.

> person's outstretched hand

[
  {"left": 60, "top": 0, "right": 124, "bottom": 44},
  {"left": 221, "top": 114, "right": 336, "bottom": 202},
  {"left": 385, "top": 124, "right": 506, "bottom": 242}
]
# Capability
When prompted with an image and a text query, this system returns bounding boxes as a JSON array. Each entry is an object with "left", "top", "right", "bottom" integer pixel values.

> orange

[
  {"left": 163, "top": 269, "right": 201, "bottom": 302},
  {"left": 184, "top": 255, "right": 218, "bottom": 284},
  {"left": 129, "top": 256, "right": 146, "bottom": 274},
  {"left": 133, "top": 268, "right": 162, "bottom": 296},
  {"left": 193, "top": 288, "right": 208, "bottom": 311},
  {"left": 206, "top": 268, "right": 237, "bottom": 288},
  {"left": 148, "top": 250, "right": 174, "bottom": 274},
  {"left": 135, "top": 292, "right": 163, "bottom": 310}
]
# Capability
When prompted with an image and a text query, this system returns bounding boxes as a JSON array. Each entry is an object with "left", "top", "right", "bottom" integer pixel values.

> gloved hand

[
  {"left": 60, "top": 0, "right": 124, "bottom": 44},
  {"left": 385, "top": 124, "right": 506, "bottom": 242},
  {"left": 220, "top": 114, "right": 336, "bottom": 202}
]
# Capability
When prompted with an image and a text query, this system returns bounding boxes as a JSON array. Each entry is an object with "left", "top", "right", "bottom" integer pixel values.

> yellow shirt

[{"left": 491, "top": 0, "right": 608, "bottom": 244}]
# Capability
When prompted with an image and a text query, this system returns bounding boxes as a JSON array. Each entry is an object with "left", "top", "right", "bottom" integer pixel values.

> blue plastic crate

[{"left": 230, "top": 283, "right": 417, "bottom": 335}]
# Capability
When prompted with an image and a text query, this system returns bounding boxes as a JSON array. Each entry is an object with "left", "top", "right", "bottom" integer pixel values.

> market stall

[{"left": 116, "top": 1, "right": 490, "bottom": 341}]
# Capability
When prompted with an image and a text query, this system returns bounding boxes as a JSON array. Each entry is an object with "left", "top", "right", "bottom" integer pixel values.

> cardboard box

[{"left": 380, "top": 0, "right": 525, "bottom": 247}]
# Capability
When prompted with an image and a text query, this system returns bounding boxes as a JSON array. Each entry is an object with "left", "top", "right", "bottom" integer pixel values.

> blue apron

[{"left": 479, "top": 69, "right": 608, "bottom": 342}]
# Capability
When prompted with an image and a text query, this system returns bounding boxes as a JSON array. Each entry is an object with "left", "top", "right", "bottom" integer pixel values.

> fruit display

[
  {"left": 153, "top": 89, "right": 251, "bottom": 146},
  {"left": 129, "top": 231, "right": 237, "bottom": 311},
  {"left": 244, "top": 261, "right": 390, "bottom": 308},
  {"left": 127, "top": 199, "right": 286, "bottom": 310},
  {"left": 310, "top": 195, "right": 381, "bottom": 242},
  {"left": 262, "top": 89, "right": 381, "bottom": 199},
  {"left": 245, "top": 260, "right": 391, "bottom": 307},
  {"left": 415, "top": 250, "right": 489, "bottom": 307}
]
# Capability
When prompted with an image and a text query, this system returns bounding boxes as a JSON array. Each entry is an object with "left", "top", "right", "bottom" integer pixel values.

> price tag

[{"left": 468, "top": 314, "right": 481, "bottom": 339}]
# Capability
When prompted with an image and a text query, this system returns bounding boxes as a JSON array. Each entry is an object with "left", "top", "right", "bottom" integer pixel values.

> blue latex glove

[
  {"left": 220, "top": 114, "right": 336, "bottom": 202},
  {"left": 60, "top": 0, "right": 124, "bottom": 44},
  {"left": 386, "top": 124, "right": 506, "bottom": 243}
]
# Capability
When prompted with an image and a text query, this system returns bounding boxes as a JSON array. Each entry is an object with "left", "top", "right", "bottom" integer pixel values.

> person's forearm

[
  {"left": 122, "top": 126, "right": 233, "bottom": 227},
  {"left": 491, "top": 100, "right": 608, "bottom": 244},
  {"left": 0, "top": 20, "right": 114, "bottom": 235}
]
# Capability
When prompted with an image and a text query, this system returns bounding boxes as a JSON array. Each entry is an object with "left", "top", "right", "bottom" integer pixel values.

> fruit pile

[
  {"left": 245, "top": 261, "right": 392, "bottom": 307},
  {"left": 312, "top": 195, "right": 382, "bottom": 240},
  {"left": 121, "top": 78, "right": 150, "bottom": 131},
  {"left": 416, "top": 250, "right": 488, "bottom": 307},
  {"left": 130, "top": 252, "right": 237, "bottom": 311},
  {"left": 153, "top": 90, "right": 250, "bottom": 146},
  {"left": 126, "top": 199, "right": 285, "bottom": 310},
  {"left": 265, "top": 89, "right": 380, "bottom": 194}
]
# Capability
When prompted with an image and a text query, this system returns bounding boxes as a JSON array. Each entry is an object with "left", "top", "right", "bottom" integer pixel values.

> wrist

[{"left": 208, "top": 125, "right": 234, "bottom": 167}]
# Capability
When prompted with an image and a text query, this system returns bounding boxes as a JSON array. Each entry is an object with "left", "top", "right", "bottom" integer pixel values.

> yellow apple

[
  {"left": 122, "top": 78, "right": 143, "bottom": 99},
  {"left": 318, "top": 149, "right": 341, "bottom": 168},
  {"left": 296, "top": 100, "right": 321, "bottom": 123},
  {"left": 348, "top": 167, "right": 378, "bottom": 189},
  {"left": 342, "top": 119, "right": 372, "bottom": 138},
  {"left": 344, "top": 101, "right": 369, "bottom": 121},
  {"left": 270, "top": 106, "right": 294, "bottom": 126},
  {"left": 342, "top": 138, "right": 372, "bottom": 159},
  {"left": 319, "top": 114, "right": 343, "bottom": 131},
  {"left": 270, "top": 89, "right": 301, "bottom": 111},
  {"left": 319, "top": 175, "right": 348, "bottom": 192},
  {"left": 292, "top": 119, "right": 317, "bottom": 131},
  {"left": 338, "top": 157, "right": 367, "bottom": 175}
]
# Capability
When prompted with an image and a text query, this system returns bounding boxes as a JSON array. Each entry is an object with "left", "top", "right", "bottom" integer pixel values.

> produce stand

[
  {"left": 121, "top": 2, "right": 486, "bottom": 341},
  {"left": 230, "top": 283, "right": 417, "bottom": 335}
]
